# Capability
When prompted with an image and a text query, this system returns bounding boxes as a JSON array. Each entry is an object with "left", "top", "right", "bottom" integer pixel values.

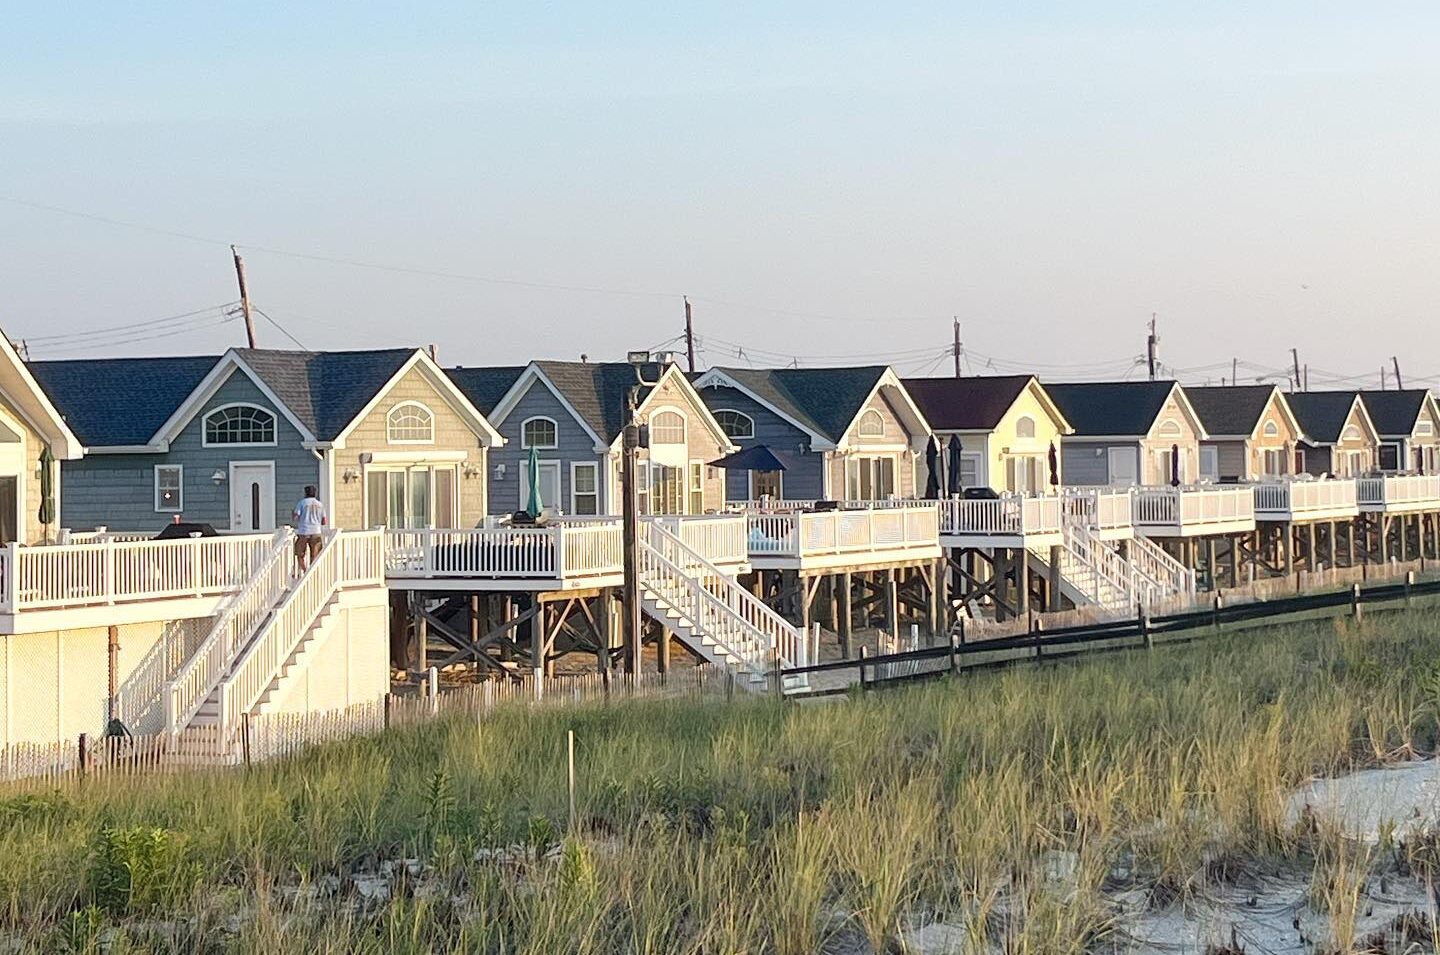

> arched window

[
  {"left": 203, "top": 404, "right": 276, "bottom": 446},
  {"left": 521, "top": 416, "right": 558, "bottom": 449},
  {"left": 713, "top": 409, "right": 754, "bottom": 439},
  {"left": 857, "top": 409, "right": 885, "bottom": 438},
  {"left": 387, "top": 402, "right": 434, "bottom": 443},
  {"left": 1418, "top": 420, "right": 1434, "bottom": 437},
  {"left": 1157, "top": 419, "right": 1183, "bottom": 438},
  {"left": 650, "top": 410, "right": 686, "bottom": 445},
  {"left": 1342, "top": 425, "right": 1361, "bottom": 442},
  {"left": 1262, "top": 421, "right": 1280, "bottom": 438},
  {"left": 1015, "top": 415, "right": 1036, "bottom": 439}
]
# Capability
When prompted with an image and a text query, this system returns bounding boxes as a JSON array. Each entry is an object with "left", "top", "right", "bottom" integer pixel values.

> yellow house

[
  {"left": 903, "top": 375, "right": 1072, "bottom": 493},
  {"left": 0, "top": 332, "right": 83, "bottom": 543}
]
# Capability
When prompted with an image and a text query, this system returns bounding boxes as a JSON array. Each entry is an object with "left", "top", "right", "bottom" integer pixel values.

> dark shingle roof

[
  {"left": 707, "top": 366, "right": 888, "bottom": 443},
  {"left": 30, "top": 355, "right": 219, "bottom": 447},
  {"left": 532, "top": 361, "right": 671, "bottom": 444},
  {"left": 902, "top": 375, "right": 1034, "bottom": 431},
  {"left": 1358, "top": 390, "right": 1429, "bottom": 438},
  {"left": 235, "top": 348, "right": 415, "bottom": 441},
  {"left": 446, "top": 366, "right": 526, "bottom": 415},
  {"left": 1287, "top": 391, "right": 1362, "bottom": 444},
  {"left": 1183, "top": 385, "right": 1281, "bottom": 438},
  {"left": 1046, "top": 381, "right": 1179, "bottom": 437}
]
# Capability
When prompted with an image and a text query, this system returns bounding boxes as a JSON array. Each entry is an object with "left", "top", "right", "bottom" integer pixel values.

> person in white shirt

[{"left": 292, "top": 485, "right": 328, "bottom": 572}]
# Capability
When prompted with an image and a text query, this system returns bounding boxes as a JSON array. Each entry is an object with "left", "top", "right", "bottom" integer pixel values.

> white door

[
  {"left": 518, "top": 460, "right": 562, "bottom": 514},
  {"left": 230, "top": 463, "right": 276, "bottom": 532},
  {"left": 1107, "top": 447, "right": 1139, "bottom": 487}
]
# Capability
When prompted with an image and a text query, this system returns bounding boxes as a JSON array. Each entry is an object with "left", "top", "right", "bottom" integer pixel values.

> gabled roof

[
  {"left": 30, "top": 355, "right": 218, "bottom": 448},
  {"left": 902, "top": 375, "right": 1070, "bottom": 433},
  {"left": 1184, "top": 385, "right": 1300, "bottom": 441},
  {"left": 693, "top": 366, "right": 893, "bottom": 447},
  {"left": 1357, "top": 389, "right": 1435, "bottom": 438},
  {"left": 1288, "top": 391, "right": 1377, "bottom": 445},
  {"left": 234, "top": 348, "right": 414, "bottom": 441},
  {"left": 446, "top": 366, "right": 527, "bottom": 416},
  {"left": 1046, "top": 381, "right": 1199, "bottom": 438}
]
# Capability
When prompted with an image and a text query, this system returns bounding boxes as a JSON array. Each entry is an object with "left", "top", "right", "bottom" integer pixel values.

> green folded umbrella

[{"left": 525, "top": 444, "right": 543, "bottom": 518}]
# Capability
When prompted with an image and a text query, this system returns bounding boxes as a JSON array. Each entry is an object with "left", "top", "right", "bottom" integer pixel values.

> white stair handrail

[
  {"left": 641, "top": 521, "right": 806, "bottom": 676},
  {"left": 1127, "top": 534, "right": 1196, "bottom": 595},
  {"left": 217, "top": 530, "right": 385, "bottom": 734},
  {"left": 1060, "top": 517, "right": 1150, "bottom": 610},
  {"left": 163, "top": 527, "right": 295, "bottom": 733}
]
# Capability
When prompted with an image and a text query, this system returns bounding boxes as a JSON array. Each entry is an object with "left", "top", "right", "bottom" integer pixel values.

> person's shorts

[{"left": 294, "top": 534, "right": 323, "bottom": 558}]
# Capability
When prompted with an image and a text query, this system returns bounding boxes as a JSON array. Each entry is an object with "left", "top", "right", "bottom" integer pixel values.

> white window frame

[
  {"left": 1417, "top": 420, "right": 1435, "bottom": 437},
  {"left": 1014, "top": 415, "right": 1037, "bottom": 439},
  {"left": 570, "top": 461, "right": 600, "bottom": 516},
  {"left": 518, "top": 459, "right": 563, "bottom": 513},
  {"left": 1156, "top": 418, "right": 1183, "bottom": 439},
  {"left": 856, "top": 409, "right": 885, "bottom": 438},
  {"left": 386, "top": 401, "right": 436, "bottom": 445},
  {"left": 154, "top": 464, "right": 183, "bottom": 512},
  {"left": 844, "top": 453, "right": 898, "bottom": 500},
  {"left": 520, "top": 416, "right": 559, "bottom": 450},
  {"left": 362, "top": 463, "right": 458, "bottom": 528},
  {"left": 688, "top": 460, "right": 704, "bottom": 514},
  {"left": 713, "top": 409, "right": 755, "bottom": 440},
  {"left": 1106, "top": 447, "right": 1139, "bottom": 487},
  {"left": 1262, "top": 420, "right": 1279, "bottom": 438},
  {"left": 649, "top": 409, "right": 687, "bottom": 445},
  {"left": 201, "top": 402, "right": 278, "bottom": 448},
  {"left": 1342, "top": 424, "right": 1362, "bottom": 442},
  {"left": 959, "top": 452, "right": 983, "bottom": 490}
]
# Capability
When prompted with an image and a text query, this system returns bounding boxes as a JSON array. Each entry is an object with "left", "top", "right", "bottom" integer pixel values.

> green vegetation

[{"left": 4, "top": 611, "right": 1440, "bottom": 951}]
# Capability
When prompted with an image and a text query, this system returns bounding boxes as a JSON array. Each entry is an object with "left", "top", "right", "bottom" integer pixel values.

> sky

[{"left": 2, "top": 2, "right": 1438, "bottom": 387}]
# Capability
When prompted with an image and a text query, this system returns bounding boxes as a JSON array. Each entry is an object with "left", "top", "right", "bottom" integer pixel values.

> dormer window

[
  {"left": 857, "top": 409, "right": 885, "bottom": 438},
  {"left": 650, "top": 411, "right": 686, "bottom": 445},
  {"left": 203, "top": 404, "right": 276, "bottom": 446},
  {"left": 387, "top": 402, "right": 434, "bottom": 444},
  {"left": 1015, "top": 415, "right": 1036, "bottom": 439},
  {"left": 714, "top": 409, "right": 755, "bottom": 440},
  {"left": 1262, "top": 421, "right": 1280, "bottom": 438},
  {"left": 521, "top": 416, "right": 558, "bottom": 449}
]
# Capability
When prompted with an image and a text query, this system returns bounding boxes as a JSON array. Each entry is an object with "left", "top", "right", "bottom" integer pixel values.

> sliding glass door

[{"left": 366, "top": 466, "right": 457, "bottom": 529}]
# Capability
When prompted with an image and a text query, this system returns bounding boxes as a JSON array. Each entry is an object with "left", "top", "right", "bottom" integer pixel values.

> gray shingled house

[
  {"left": 690, "top": 366, "right": 932, "bottom": 502},
  {"left": 1357, "top": 389, "right": 1440, "bottom": 473},
  {"left": 34, "top": 347, "right": 500, "bottom": 533},
  {"left": 1046, "top": 381, "right": 1207, "bottom": 487},
  {"left": 1183, "top": 384, "right": 1304, "bottom": 482},
  {"left": 1287, "top": 391, "right": 1379, "bottom": 478},
  {"left": 449, "top": 359, "right": 734, "bottom": 516}
]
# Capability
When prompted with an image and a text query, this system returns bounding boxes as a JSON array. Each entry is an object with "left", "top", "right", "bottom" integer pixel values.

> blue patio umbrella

[
  {"left": 709, "top": 445, "right": 788, "bottom": 472},
  {"left": 946, "top": 435, "right": 964, "bottom": 495},
  {"left": 525, "top": 444, "right": 543, "bottom": 517},
  {"left": 923, "top": 437, "right": 941, "bottom": 499}
]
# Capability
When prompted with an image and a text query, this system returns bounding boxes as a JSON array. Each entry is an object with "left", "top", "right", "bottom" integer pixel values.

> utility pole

[
  {"left": 620, "top": 388, "right": 643, "bottom": 674},
  {"left": 1231, "top": 357, "right": 1238, "bottom": 387},
  {"left": 1290, "top": 348, "right": 1302, "bottom": 393},
  {"left": 952, "top": 317, "right": 962, "bottom": 378},
  {"left": 1393, "top": 356, "right": 1404, "bottom": 390},
  {"left": 1146, "top": 315, "right": 1159, "bottom": 380},
  {"left": 1303, "top": 364, "right": 1309, "bottom": 392},
  {"left": 230, "top": 245, "right": 258, "bottom": 349},
  {"left": 1381, "top": 367, "right": 1388, "bottom": 390},
  {"left": 683, "top": 296, "right": 696, "bottom": 374}
]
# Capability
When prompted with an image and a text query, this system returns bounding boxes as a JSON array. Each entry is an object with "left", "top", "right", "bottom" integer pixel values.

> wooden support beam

[
  {"left": 837, "top": 572, "right": 853, "bottom": 657},
  {"left": 1047, "top": 545, "right": 1062, "bottom": 612}
]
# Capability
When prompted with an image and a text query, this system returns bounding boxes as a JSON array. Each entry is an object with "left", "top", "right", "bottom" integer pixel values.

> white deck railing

[
  {"left": 1357, "top": 474, "right": 1440, "bottom": 510},
  {"left": 747, "top": 504, "right": 940, "bottom": 559},
  {"left": 1253, "top": 479, "right": 1358, "bottom": 518},
  {"left": 936, "top": 496, "right": 1063, "bottom": 538},
  {"left": 0, "top": 533, "right": 277, "bottom": 615},
  {"left": 385, "top": 521, "right": 625, "bottom": 580},
  {"left": 218, "top": 530, "right": 385, "bottom": 735},
  {"left": 1132, "top": 485, "right": 1256, "bottom": 531},
  {"left": 649, "top": 515, "right": 748, "bottom": 566},
  {"left": 1063, "top": 488, "right": 1135, "bottom": 534}
]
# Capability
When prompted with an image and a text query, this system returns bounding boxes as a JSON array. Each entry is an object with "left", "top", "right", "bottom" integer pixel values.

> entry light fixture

[
  {"left": 463, "top": 462, "right": 481, "bottom": 479},
  {"left": 211, "top": 470, "right": 226, "bottom": 485},
  {"left": 341, "top": 467, "right": 360, "bottom": 483},
  {"left": 494, "top": 462, "right": 506, "bottom": 479}
]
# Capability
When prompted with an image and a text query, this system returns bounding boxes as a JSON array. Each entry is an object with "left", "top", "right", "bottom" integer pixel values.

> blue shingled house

[
  {"left": 690, "top": 366, "right": 932, "bottom": 502},
  {"left": 448, "top": 359, "right": 735, "bottom": 516},
  {"left": 33, "top": 347, "right": 501, "bottom": 533}
]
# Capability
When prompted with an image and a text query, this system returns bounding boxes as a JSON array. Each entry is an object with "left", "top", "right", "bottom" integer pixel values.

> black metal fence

[{"left": 781, "top": 574, "right": 1439, "bottom": 698}]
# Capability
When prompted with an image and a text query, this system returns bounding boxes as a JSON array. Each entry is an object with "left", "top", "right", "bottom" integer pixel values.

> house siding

[
  {"left": 1060, "top": 441, "right": 1139, "bottom": 486},
  {"left": 333, "top": 367, "right": 490, "bottom": 529},
  {"left": 827, "top": 389, "right": 921, "bottom": 498},
  {"left": 989, "top": 383, "right": 1067, "bottom": 492},
  {"left": 59, "top": 372, "right": 316, "bottom": 533},
  {"left": 695, "top": 385, "right": 823, "bottom": 501},
  {"left": 0, "top": 394, "right": 51, "bottom": 543},
  {"left": 631, "top": 373, "right": 730, "bottom": 513},
  {"left": 1139, "top": 392, "right": 1203, "bottom": 485},
  {"left": 489, "top": 378, "right": 604, "bottom": 517}
]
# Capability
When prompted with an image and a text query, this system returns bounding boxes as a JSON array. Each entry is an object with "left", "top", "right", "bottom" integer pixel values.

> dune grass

[{"left": 4, "top": 609, "right": 1440, "bottom": 951}]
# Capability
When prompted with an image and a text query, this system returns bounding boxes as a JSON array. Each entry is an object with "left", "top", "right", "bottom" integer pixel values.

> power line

[
  {"left": 252, "top": 307, "right": 308, "bottom": 351},
  {"left": 21, "top": 302, "right": 238, "bottom": 345}
]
